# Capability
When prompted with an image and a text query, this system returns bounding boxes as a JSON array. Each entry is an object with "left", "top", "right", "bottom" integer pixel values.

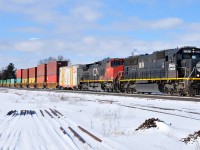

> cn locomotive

[{"left": 1, "top": 46, "right": 200, "bottom": 96}]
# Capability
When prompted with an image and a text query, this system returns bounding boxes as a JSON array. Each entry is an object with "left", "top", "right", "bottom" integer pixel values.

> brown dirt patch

[
  {"left": 181, "top": 130, "right": 200, "bottom": 144},
  {"left": 135, "top": 118, "right": 164, "bottom": 131}
]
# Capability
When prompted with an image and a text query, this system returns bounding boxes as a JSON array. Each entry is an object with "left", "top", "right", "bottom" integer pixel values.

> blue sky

[{"left": 0, "top": 0, "right": 200, "bottom": 69}]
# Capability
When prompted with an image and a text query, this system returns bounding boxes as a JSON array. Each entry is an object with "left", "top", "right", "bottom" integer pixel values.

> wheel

[
  {"left": 178, "top": 91, "right": 182, "bottom": 96},
  {"left": 169, "top": 91, "right": 174, "bottom": 95}
]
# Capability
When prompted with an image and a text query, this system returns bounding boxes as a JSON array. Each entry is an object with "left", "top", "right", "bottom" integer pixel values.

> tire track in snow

[
  {"left": 0, "top": 112, "right": 22, "bottom": 149},
  {"left": 42, "top": 109, "right": 79, "bottom": 150},
  {"left": 52, "top": 108, "right": 115, "bottom": 150},
  {"left": 47, "top": 108, "right": 93, "bottom": 149}
]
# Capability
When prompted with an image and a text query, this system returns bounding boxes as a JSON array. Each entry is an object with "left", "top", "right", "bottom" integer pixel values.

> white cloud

[
  {"left": 128, "top": 0, "right": 157, "bottom": 4},
  {"left": 69, "top": 5, "right": 102, "bottom": 22},
  {"left": 14, "top": 40, "right": 44, "bottom": 52},
  {"left": 108, "top": 17, "right": 184, "bottom": 31},
  {"left": 1, "top": 33, "right": 200, "bottom": 69},
  {"left": 150, "top": 18, "right": 183, "bottom": 29},
  {"left": 11, "top": 27, "right": 44, "bottom": 33},
  {"left": 29, "top": 38, "right": 41, "bottom": 41}
]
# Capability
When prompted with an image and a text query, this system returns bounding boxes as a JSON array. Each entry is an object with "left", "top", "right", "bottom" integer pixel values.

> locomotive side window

[
  {"left": 165, "top": 56, "right": 168, "bottom": 61},
  {"left": 126, "top": 67, "right": 129, "bottom": 75}
]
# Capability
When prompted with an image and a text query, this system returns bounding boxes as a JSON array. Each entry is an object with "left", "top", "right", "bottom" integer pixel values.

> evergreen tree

[
  {"left": 2, "top": 63, "right": 16, "bottom": 79},
  {"left": 0, "top": 70, "right": 2, "bottom": 80}
]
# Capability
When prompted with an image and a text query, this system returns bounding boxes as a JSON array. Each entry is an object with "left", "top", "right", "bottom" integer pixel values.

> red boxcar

[
  {"left": 29, "top": 67, "right": 37, "bottom": 78},
  {"left": 16, "top": 69, "right": 23, "bottom": 78},
  {"left": 46, "top": 74, "right": 59, "bottom": 88},
  {"left": 47, "top": 75, "right": 58, "bottom": 83},
  {"left": 22, "top": 69, "right": 29, "bottom": 79},
  {"left": 47, "top": 61, "right": 68, "bottom": 76},
  {"left": 37, "top": 76, "right": 46, "bottom": 83},
  {"left": 37, "top": 64, "right": 47, "bottom": 77}
]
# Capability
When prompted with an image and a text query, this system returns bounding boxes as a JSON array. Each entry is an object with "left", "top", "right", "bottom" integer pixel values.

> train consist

[{"left": 1, "top": 46, "right": 200, "bottom": 96}]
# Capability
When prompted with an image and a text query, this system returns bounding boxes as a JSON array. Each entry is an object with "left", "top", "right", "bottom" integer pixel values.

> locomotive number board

[{"left": 183, "top": 49, "right": 200, "bottom": 53}]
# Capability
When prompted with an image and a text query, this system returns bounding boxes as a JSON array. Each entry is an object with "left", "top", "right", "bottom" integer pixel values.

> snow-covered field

[{"left": 0, "top": 88, "right": 200, "bottom": 150}]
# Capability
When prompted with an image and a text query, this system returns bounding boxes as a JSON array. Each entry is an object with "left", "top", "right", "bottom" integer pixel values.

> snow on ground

[{"left": 0, "top": 88, "right": 200, "bottom": 150}]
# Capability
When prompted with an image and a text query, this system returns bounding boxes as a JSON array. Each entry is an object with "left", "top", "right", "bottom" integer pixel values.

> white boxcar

[{"left": 59, "top": 65, "right": 84, "bottom": 89}]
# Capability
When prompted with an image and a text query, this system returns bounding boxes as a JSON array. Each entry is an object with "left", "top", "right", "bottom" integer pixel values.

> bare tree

[
  {"left": 38, "top": 56, "right": 71, "bottom": 65},
  {"left": 57, "top": 55, "right": 64, "bottom": 61}
]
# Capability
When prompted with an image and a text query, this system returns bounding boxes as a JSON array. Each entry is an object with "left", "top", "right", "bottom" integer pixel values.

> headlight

[
  {"left": 197, "top": 74, "right": 200, "bottom": 77},
  {"left": 196, "top": 62, "right": 200, "bottom": 72}
]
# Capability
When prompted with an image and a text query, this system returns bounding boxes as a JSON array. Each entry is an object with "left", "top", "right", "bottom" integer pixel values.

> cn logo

[{"left": 93, "top": 68, "right": 99, "bottom": 76}]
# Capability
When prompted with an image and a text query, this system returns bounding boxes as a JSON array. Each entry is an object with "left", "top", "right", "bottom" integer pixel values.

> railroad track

[
  {"left": 89, "top": 99, "right": 200, "bottom": 121},
  {"left": 1, "top": 87, "right": 200, "bottom": 102}
]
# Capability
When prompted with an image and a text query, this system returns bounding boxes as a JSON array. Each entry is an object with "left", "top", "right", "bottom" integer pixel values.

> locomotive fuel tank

[{"left": 135, "top": 83, "right": 164, "bottom": 93}]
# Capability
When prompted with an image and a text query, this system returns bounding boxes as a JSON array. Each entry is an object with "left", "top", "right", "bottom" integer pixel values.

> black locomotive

[{"left": 121, "top": 46, "right": 200, "bottom": 96}]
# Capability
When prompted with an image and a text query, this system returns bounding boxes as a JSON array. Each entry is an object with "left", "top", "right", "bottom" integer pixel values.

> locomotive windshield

[
  {"left": 111, "top": 60, "right": 124, "bottom": 67},
  {"left": 182, "top": 54, "right": 200, "bottom": 59}
]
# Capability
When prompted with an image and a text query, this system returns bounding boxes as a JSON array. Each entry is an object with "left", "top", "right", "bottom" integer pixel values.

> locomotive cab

[
  {"left": 169, "top": 47, "right": 200, "bottom": 95},
  {"left": 105, "top": 58, "right": 124, "bottom": 80},
  {"left": 178, "top": 47, "right": 200, "bottom": 78}
]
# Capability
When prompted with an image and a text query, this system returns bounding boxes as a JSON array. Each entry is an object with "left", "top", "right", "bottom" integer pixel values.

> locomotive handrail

[
  {"left": 188, "top": 67, "right": 196, "bottom": 78},
  {"left": 177, "top": 67, "right": 188, "bottom": 78}
]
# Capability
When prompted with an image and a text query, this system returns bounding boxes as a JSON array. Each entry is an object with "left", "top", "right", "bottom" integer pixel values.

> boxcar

[
  {"left": 46, "top": 61, "right": 68, "bottom": 88},
  {"left": 29, "top": 67, "right": 37, "bottom": 88},
  {"left": 59, "top": 65, "right": 85, "bottom": 90},
  {"left": 37, "top": 64, "right": 47, "bottom": 88}
]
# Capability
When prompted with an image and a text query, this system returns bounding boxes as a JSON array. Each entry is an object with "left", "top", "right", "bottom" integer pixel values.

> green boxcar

[
  {"left": 11, "top": 79, "right": 16, "bottom": 84},
  {"left": 6, "top": 79, "right": 11, "bottom": 83},
  {"left": 3, "top": 80, "right": 7, "bottom": 86},
  {"left": 16, "top": 78, "right": 22, "bottom": 84},
  {"left": 6, "top": 79, "right": 11, "bottom": 86}
]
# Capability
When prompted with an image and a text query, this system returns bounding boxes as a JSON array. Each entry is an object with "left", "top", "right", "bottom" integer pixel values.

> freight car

[
  {"left": 121, "top": 46, "right": 200, "bottom": 96},
  {"left": 16, "top": 69, "right": 23, "bottom": 88},
  {"left": 59, "top": 65, "right": 86, "bottom": 90},
  {"left": 46, "top": 61, "right": 68, "bottom": 88},
  {"left": 29, "top": 67, "right": 37, "bottom": 88},
  {"left": 37, "top": 64, "right": 47, "bottom": 88},
  {"left": 13, "top": 61, "right": 68, "bottom": 89}
]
